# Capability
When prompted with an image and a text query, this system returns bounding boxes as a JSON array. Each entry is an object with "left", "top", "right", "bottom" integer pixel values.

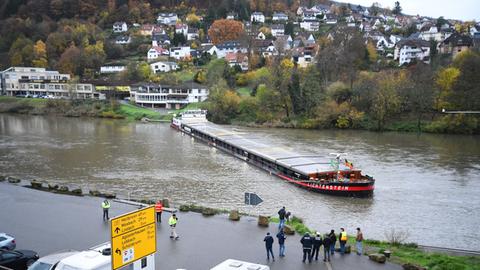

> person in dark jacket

[
  {"left": 312, "top": 232, "right": 323, "bottom": 260},
  {"left": 276, "top": 229, "right": 286, "bottom": 257},
  {"left": 300, "top": 232, "right": 313, "bottom": 263},
  {"left": 323, "top": 233, "right": 332, "bottom": 262},
  {"left": 264, "top": 232, "right": 275, "bottom": 261},
  {"left": 329, "top": 229, "right": 336, "bottom": 255},
  {"left": 278, "top": 206, "right": 286, "bottom": 230}
]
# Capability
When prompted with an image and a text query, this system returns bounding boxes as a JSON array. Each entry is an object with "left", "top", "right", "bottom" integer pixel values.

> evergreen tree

[{"left": 392, "top": 1, "right": 402, "bottom": 15}]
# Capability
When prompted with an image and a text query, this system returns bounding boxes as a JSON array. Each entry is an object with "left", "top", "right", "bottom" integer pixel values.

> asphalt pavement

[{"left": 0, "top": 182, "right": 402, "bottom": 270}]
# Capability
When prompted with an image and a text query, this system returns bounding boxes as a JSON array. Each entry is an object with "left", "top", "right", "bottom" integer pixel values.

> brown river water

[{"left": 1, "top": 114, "right": 479, "bottom": 250}]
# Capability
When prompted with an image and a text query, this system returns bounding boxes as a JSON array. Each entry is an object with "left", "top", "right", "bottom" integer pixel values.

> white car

[
  {"left": 210, "top": 259, "right": 270, "bottom": 270},
  {"left": 28, "top": 251, "right": 78, "bottom": 270},
  {"left": 0, "top": 233, "right": 16, "bottom": 250}
]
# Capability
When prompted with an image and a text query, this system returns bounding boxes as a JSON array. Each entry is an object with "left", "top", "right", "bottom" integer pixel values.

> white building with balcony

[
  {"left": 0, "top": 67, "right": 102, "bottom": 99},
  {"left": 394, "top": 39, "right": 430, "bottom": 66},
  {"left": 130, "top": 82, "right": 209, "bottom": 109}
]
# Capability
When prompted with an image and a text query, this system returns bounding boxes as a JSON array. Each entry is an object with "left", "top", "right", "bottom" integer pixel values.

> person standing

[
  {"left": 300, "top": 232, "right": 313, "bottom": 263},
  {"left": 278, "top": 206, "right": 286, "bottom": 230},
  {"left": 323, "top": 233, "right": 332, "bottom": 262},
  {"left": 356, "top": 227, "right": 364, "bottom": 255},
  {"left": 264, "top": 232, "right": 275, "bottom": 261},
  {"left": 102, "top": 199, "right": 110, "bottom": 221},
  {"left": 339, "top": 228, "right": 348, "bottom": 255},
  {"left": 329, "top": 229, "right": 336, "bottom": 255},
  {"left": 168, "top": 213, "right": 179, "bottom": 240},
  {"left": 312, "top": 232, "right": 323, "bottom": 261},
  {"left": 155, "top": 200, "right": 163, "bottom": 223},
  {"left": 276, "top": 229, "right": 286, "bottom": 257}
]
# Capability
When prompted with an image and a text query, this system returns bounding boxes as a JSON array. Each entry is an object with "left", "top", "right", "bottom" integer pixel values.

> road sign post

[{"left": 110, "top": 206, "right": 156, "bottom": 270}]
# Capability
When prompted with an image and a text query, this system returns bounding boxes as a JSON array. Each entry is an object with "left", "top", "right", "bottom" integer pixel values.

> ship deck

[{"left": 183, "top": 121, "right": 355, "bottom": 177}]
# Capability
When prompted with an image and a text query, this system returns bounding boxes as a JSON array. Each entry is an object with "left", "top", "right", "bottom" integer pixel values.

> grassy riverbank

[{"left": 269, "top": 215, "right": 479, "bottom": 269}]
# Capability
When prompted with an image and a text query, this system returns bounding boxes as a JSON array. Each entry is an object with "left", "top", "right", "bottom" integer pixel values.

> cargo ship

[{"left": 171, "top": 110, "right": 375, "bottom": 197}]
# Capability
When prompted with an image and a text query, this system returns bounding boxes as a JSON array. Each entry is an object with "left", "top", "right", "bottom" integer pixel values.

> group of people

[
  {"left": 264, "top": 206, "right": 364, "bottom": 263},
  {"left": 101, "top": 199, "right": 180, "bottom": 240}
]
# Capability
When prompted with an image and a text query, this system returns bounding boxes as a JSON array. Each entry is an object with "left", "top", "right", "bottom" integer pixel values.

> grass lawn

[
  {"left": 0, "top": 96, "right": 47, "bottom": 107},
  {"left": 236, "top": 87, "right": 252, "bottom": 97},
  {"left": 177, "top": 69, "right": 196, "bottom": 82},
  {"left": 117, "top": 103, "right": 162, "bottom": 120}
]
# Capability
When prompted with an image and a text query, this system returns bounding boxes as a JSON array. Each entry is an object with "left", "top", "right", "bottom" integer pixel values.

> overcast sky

[{"left": 339, "top": 0, "right": 479, "bottom": 21}]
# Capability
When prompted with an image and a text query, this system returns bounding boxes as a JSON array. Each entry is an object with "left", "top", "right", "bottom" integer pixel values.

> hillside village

[{"left": 0, "top": 0, "right": 479, "bottom": 133}]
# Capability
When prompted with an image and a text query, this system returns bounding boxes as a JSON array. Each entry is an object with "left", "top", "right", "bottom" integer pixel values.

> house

[
  {"left": 469, "top": 25, "right": 479, "bottom": 37},
  {"left": 150, "top": 61, "right": 179, "bottom": 73},
  {"left": 325, "top": 14, "right": 338, "bottom": 25},
  {"left": 225, "top": 52, "right": 249, "bottom": 71},
  {"left": 302, "top": 10, "right": 317, "bottom": 21},
  {"left": 300, "top": 20, "right": 320, "bottom": 32},
  {"left": 0, "top": 67, "right": 100, "bottom": 99},
  {"left": 272, "top": 12, "right": 288, "bottom": 22},
  {"left": 199, "top": 43, "right": 218, "bottom": 55},
  {"left": 271, "top": 24, "right": 285, "bottom": 37},
  {"left": 157, "top": 13, "right": 178, "bottom": 25},
  {"left": 294, "top": 33, "right": 315, "bottom": 47},
  {"left": 147, "top": 46, "right": 169, "bottom": 60},
  {"left": 292, "top": 46, "right": 315, "bottom": 68},
  {"left": 251, "top": 12, "right": 265, "bottom": 23},
  {"left": 226, "top": 12, "right": 237, "bottom": 20},
  {"left": 113, "top": 22, "right": 128, "bottom": 33},
  {"left": 175, "top": 23, "right": 188, "bottom": 36},
  {"left": 419, "top": 26, "right": 445, "bottom": 42},
  {"left": 216, "top": 41, "right": 247, "bottom": 58},
  {"left": 139, "top": 24, "right": 154, "bottom": 36},
  {"left": 130, "top": 82, "right": 209, "bottom": 109},
  {"left": 152, "top": 26, "right": 166, "bottom": 35},
  {"left": 394, "top": 39, "right": 431, "bottom": 66},
  {"left": 274, "top": 35, "right": 293, "bottom": 52},
  {"left": 312, "top": 4, "right": 330, "bottom": 14},
  {"left": 187, "top": 28, "right": 199, "bottom": 41},
  {"left": 115, "top": 35, "right": 131, "bottom": 45},
  {"left": 169, "top": 46, "right": 191, "bottom": 60},
  {"left": 256, "top": 31, "right": 266, "bottom": 40},
  {"left": 152, "top": 34, "right": 171, "bottom": 47},
  {"left": 100, "top": 66, "right": 126, "bottom": 74},
  {"left": 252, "top": 40, "right": 277, "bottom": 57},
  {"left": 439, "top": 32, "right": 473, "bottom": 58}
]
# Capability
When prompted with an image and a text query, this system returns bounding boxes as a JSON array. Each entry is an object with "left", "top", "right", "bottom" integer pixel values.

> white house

[
  {"left": 272, "top": 12, "right": 288, "bottom": 22},
  {"left": 216, "top": 41, "right": 247, "bottom": 58},
  {"left": 271, "top": 24, "right": 285, "bottom": 37},
  {"left": 187, "top": 28, "right": 199, "bottom": 41},
  {"left": 175, "top": 23, "right": 188, "bottom": 36},
  {"left": 325, "top": 14, "right": 338, "bottom": 25},
  {"left": 300, "top": 20, "right": 320, "bottom": 32},
  {"left": 147, "top": 46, "right": 169, "bottom": 60},
  {"left": 157, "top": 13, "right": 178, "bottom": 25},
  {"left": 150, "top": 61, "right": 179, "bottom": 73},
  {"left": 394, "top": 39, "right": 430, "bottom": 66},
  {"left": 130, "top": 82, "right": 209, "bottom": 109},
  {"left": 152, "top": 34, "right": 171, "bottom": 47},
  {"left": 100, "top": 66, "right": 126, "bottom": 74},
  {"left": 250, "top": 12, "right": 265, "bottom": 23},
  {"left": 113, "top": 22, "right": 128, "bottom": 33},
  {"left": 169, "top": 46, "right": 191, "bottom": 60},
  {"left": 256, "top": 31, "right": 266, "bottom": 40},
  {"left": 225, "top": 52, "right": 249, "bottom": 71},
  {"left": 200, "top": 43, "right": 218, "bottom": 55},
  {"left": 115, "top": 35, "right": 131, "bottom": 45},
  {"left": 226, "top": 12, "right": 237, "bottom": 20}
]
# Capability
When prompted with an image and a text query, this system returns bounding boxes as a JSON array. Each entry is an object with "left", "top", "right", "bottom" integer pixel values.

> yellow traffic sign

[{"left": 110, "top": 206, "right": 156, "bottom": 270}]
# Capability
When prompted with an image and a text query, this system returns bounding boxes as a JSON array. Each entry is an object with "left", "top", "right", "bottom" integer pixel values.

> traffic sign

[
  {"left": 110, "top": 206, "right": 156, "bottom": 270},
  {"left": 244, "top": 192, "right": 263, "bottom": 206}
]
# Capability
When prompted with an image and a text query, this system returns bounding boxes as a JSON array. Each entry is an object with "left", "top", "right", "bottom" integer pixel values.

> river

[{"left": 1, "top": 114, "right": 479, "bottom": 250}]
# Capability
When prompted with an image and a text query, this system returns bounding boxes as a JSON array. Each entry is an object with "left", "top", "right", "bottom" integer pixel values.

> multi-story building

[
  {"left": 394, "top": 39, "right": 430, "bottom": 66},
  {"left": 271, "top": 24, "right": 285, "bottom": 37},
  {"left": 113, "top": 22, "right": 128, "bottom": 33},
  {"left": 0, "top": 67, "right": 101, "bottom": 99},
  {"left": 157, "top": 13, "right": 178, "bottom": 26},
  {"left": 149, "top": 61, "right": 179, "bottom": 73},
  {"left": 130, "top": 82, "right": 209, "bottom": 109},
  {"left": 250, "top": 12, "right": 265, "bottom": 23}
]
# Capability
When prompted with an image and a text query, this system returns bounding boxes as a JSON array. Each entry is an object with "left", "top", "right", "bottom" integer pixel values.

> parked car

[
  {"left": 0, "top": 249, "right": 39, "bottom": 270},
  {"left": 28, "top": 251, "right": 77, "bottom": 270},
  {"left": 0, "top": 233, "right": 16, "bottom": 250}
]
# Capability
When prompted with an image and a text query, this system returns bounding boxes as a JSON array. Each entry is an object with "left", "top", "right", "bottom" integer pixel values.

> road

[{"left": 0, "top": 182, "right": 401, "bottom": 270}]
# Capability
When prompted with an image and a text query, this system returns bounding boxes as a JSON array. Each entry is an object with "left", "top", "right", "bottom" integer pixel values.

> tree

[
  {"left": 208, "top": 19, "right": 245, "bottom": 45},
  {"left": 8, "top": 36, "right": 34, "bottom": 66},
  {"left": 450, "top": 50, "right": 480, "bottom": 110},
  {"left": 435, "top": 67, "right": 460, "bottom": 111},
  {"left": 370, "top": 71, "right": 402, "bottom": 130},
  {"left": 405, "top": 63, "right": 435, "bottom": 131},
  {"left": 186, "top": 13, "right": 201, "bottom": 26},
  {"left": 206, "top": 79, "right": 240, "bottom": 123},
  {"left": 32, "top": 40, "right": 48, "bottom": 67},
  {"left": 57, "top": 44, "right": 82, "bottom": 75},
  {"left": 392, "top": 1, "right": 402, "bottom": 15},
  {"left": 285, "top": 21, "right": 294, "bottom": 36},
  {"left": 370, "top": 2, "right": 380, "bottom": 16},
  {"left": 435, "top": 16, "right": 447, "bottom": 29},
  {"left": 83, "top": 42, "right": 106, "bottom": 72},
  {"left": 172, "top": 33, "right": 187, "bottom": 46}
]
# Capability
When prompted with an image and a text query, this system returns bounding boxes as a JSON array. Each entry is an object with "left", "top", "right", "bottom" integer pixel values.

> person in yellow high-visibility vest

[
  {"left": 169, "top": 213, "right": 179, "bottom": 240},
  {"left": 339, "top": 228, "right": 348, "bottom": 254},
  {"left": 102, "top": 200, "right": 110, "bottom": 221}
]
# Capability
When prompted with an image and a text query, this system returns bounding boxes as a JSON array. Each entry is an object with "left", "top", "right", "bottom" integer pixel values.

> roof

[
  {"left": 57, "top": 250, "right": 109, "bottom": 270},
  {"left": 271, "top": 24, "right": 284, "bottom": 30},
  {"left": 442, "top": 32, "right": 473, "bottom": 47},
  {"left": 396, "top": 38, "right": 430, "bottom": 48},
  {"left": 149, "top": 46, "right": 168, "bottom": 53},
  {"left": 251, "top": 12, "right": 264, "bottom": 16},
  {"left": 217, "top": 41, "right": 243, "bottom": 49},
  {"left": 113, "top": 21, "right": 126, "bottom": 26},
  {"left": 36, "top": 251, "right": 78, "bottom": 265}
]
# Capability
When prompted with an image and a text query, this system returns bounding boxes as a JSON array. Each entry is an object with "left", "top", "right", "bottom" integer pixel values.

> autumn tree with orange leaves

[{"left": 208, "top": 19, "right": 245, "bottom": 45}]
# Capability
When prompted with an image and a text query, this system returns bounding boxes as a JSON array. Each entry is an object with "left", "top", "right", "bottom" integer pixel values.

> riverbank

[{"left": 2, "top": 176, "right": 479, "bottom": 270}]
